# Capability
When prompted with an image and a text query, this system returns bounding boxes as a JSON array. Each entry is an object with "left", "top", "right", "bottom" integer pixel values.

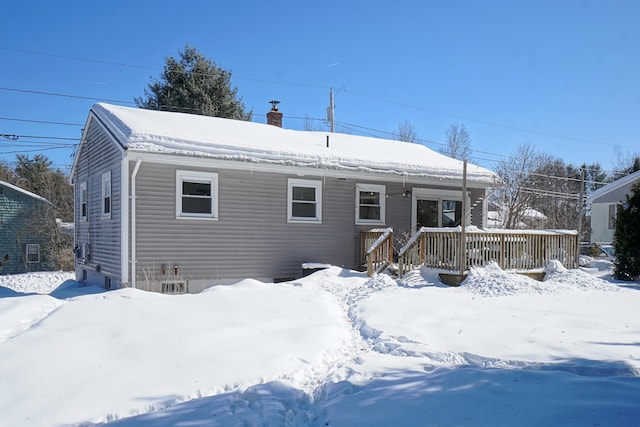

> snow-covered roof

[
  {"left": 586, "top": 169, "right": 640, "bottom": 204},
  {"left": 89, "top": 103, "right": 497, "bottom": 185},
  {"left": 0, "top": 180, "right": 52, "bottom": 205}
]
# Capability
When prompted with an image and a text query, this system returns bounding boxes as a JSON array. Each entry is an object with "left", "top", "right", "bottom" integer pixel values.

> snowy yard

[{"left": 0, "top": 261, "right": 639, "bottom": 426}]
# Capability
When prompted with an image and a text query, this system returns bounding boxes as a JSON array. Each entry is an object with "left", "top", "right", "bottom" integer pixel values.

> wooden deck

[{"left": 362, "top": 228, "right": 578, "bottom": 278}]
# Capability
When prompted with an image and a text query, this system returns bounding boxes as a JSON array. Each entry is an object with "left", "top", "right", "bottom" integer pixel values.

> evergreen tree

[
  {"left": 613, "top": 182, "right": 640, "bottom": 281},
  {"left": 135, "top": 44, "right": 252, "bottom": 120},
  {"left": 14, "top": 154, "right": 73, "bottom": 222}
]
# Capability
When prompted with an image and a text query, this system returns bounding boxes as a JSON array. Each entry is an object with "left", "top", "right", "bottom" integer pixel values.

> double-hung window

[
  {"left": 101, "top": 171, "right": 111, "bottom": 219},
  {"left": 288, "top": 178, "right": 322, "bottom": 223},
  {"left": 356, "top": 183, "right": 385, "bottom": 225},
  {"left": 176, "top": 170, "right": 219, "bottom": 219},
  {"left": 80, "top": 181, "right": 88, "bottom": 221}
]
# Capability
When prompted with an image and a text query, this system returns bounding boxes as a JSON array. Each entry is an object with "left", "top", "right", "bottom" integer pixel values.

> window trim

[
  {"left": 101, "top": 171, "right": 111, "bottom": 219},
  {"left": 411, "top": 188, "right": 469, "bottom": 230},
  {"left": 176, "top": 170, "right": 219, "bottom": 220},
  {"left": 79, "top": 181, "right": 88, "bottom": 221},
  {"left": 25, "top": 244, "right": 40, "bottom": 264},
  {"left": 287, "top": 178, "right": 322, "bottom": 223},
  {"left": 355, "top": 183, "right": 386, "bottom": 225}
]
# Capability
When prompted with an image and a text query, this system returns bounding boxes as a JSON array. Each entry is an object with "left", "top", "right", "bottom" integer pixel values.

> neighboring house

[
  {"left": 0, "top": 180, "right": 56, "bottom": 274},
  {"left": 486, "top": 203, "right": 547, "bottom": 229},
  {"left": 586, "top": 170, "right": 640, "bottom": 244},
  {"left": 70, "top": 103, "right": 498, "bottom": 292}
]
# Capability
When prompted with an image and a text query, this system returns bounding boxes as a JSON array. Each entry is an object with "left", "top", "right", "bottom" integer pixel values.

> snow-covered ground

[{"left": 1, "top": 261, "right": 639, "bottom": 426}]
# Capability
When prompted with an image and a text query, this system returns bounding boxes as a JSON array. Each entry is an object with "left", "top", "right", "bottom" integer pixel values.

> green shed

[{"left": 0, "top": 180, "right": 57, "bottom": 275}]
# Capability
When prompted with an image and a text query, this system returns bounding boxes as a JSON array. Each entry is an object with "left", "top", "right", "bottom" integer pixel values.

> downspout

[{"left": 130, "top": 159, "right": 142, "bottom": 288}]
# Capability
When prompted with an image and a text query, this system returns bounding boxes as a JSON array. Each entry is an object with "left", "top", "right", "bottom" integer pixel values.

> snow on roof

[
  {"left": 586, "top": 169, "right": 640, "bottom": 204},
  {"left": 0, "top": 180, "right": 52, "bottom": 205},
  {"left": 90, "top": 103, "right": 497, "bottom": 185}
]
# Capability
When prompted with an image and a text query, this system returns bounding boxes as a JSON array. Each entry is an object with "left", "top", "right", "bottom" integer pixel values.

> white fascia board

[{"left": 125, "top": 151, "right": 494, "bottom": 189}]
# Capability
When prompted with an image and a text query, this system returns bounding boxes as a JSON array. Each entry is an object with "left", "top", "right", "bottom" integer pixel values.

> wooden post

[
  {"left": 459, "top": 160, "right": 467, "bottom": 274},
  {"left": 576, "top": 169, "right": 585, "bottom": 268}
]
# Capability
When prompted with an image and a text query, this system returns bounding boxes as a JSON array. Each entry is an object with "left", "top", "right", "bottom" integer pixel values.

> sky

[
  {"left": 0, "top": 262, "right": 639, "bottom": 426},
  {"left": 1, "top": 0, "right": 639, "bottom": 174}
]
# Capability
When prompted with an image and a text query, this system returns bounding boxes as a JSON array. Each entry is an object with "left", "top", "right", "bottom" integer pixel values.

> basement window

[
  {"left": 176, "top": 170, "right": 219, "bottom": 219},
  {"left": 25, "top": 244, "right": 40, "bottom": 263},
  {"left": 287, "top": 178, "right": 322, "bottom": 223}
]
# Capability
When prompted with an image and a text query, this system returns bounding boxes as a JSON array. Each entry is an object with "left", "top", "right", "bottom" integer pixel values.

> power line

[
  {"left": 2, "top": 47, "right": 630, "bottom": 151},
  {"left": 0, "top": 47, "right": 156, "bottom": 70},
  {"left": 0, "top": 87, "right": 136, "bottom": 105},
  {"left": 344, "top": 90, "right": 628, "bottom": 149},
  {"left": 0, "top": 116, "right": 83, "bottom": 127}
]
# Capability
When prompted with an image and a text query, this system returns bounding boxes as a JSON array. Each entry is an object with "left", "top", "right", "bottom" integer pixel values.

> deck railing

[
  {"left": 361, "top": 228, "right": 394, "bottom": 277},
  {"left": 397, "top": 228, "right": 578, "bottom": 277}
]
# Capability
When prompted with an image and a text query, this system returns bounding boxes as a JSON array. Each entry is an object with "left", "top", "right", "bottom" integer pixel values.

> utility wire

[
  {"left": 0, "top": 116, "right": 84, "bottom": 127},
  {"left": 2, "top": 46, "right": 629, "bottom": 150},
  {"left": 0, "top": 87, "right": 136, "bottom": 105}
]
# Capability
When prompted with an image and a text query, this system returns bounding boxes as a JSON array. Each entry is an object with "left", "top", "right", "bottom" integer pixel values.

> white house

[{"left": 586, "top": 170, "right": 640, "bottom": 243}]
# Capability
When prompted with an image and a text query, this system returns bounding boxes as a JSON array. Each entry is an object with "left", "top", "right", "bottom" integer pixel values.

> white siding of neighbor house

[
  {"left": 590, "top": 203, "right": 615, "bottom": 244},
  {"left": 73, "top": 117, "right": 123, "bottom": 287}
]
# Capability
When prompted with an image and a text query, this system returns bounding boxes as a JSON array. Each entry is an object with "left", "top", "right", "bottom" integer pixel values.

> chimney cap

[{"left": 269, "top": 100, "right": 280, "bottom": 111}]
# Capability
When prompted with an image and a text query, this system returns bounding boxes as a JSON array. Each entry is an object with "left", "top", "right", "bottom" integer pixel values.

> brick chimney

[{"left": 266, "top": 100, "right": 283, "bottom": 128}]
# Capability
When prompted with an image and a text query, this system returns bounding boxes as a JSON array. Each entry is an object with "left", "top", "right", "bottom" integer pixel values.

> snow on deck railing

[
  {"left": 360, "top": 228, "right": 393, "bottom": 277},
  {"left": 397, "top": 228, "right": 579, "bottom": 277}
]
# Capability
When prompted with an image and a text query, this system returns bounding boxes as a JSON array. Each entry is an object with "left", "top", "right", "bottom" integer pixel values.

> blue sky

[{"left": 1, "top": 0, "right": 638, "bottom": 174}]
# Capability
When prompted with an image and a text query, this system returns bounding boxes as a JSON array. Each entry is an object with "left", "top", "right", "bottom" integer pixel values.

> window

[
  {"left": 176, "top": 170, "right": 218, "bottom": 219},
  {"left": 101, "top": 171, "right": 111, "bottom": 219},
  {"left": 25, "top": 244, "right": 40, "bottom": 263},
  {"left": 288, "top": 178, "right": 322, "bottom": 223},
  {"left": 80, "top": 182, "right": 88, "bottom": 221},
  {"left": 356, "top": 183, "right": 385, "bottom": 224},
  {"left": 413, "top": 188, "right": 466, "bottom": 230},
  {"left": 608, "top": 204, "right": 617, "bottom": 229}
]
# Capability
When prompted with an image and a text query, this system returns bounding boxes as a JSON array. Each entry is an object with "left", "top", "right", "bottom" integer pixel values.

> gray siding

[
  {"left": 592, "top": 182, "right": 638, "bottom": 204},
  {"left": 72, "top": 118, "right": 123, "bottom": 286},
  {"left": 132, "top": 161, "right": 489, "bottom": 288},
  {"left": 134, "top": 163, "right": 357, "bottom": 284}
]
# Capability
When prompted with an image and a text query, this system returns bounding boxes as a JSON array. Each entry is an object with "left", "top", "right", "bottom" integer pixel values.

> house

[
  {"left": 486, "top": 202, "right": 547, "bottom": 229},
  {"left": 0, "top": 180, "right": 56, "bottom": 274},
  {"left": 70, "top": 103, "right": 498, "bottom": 292},
  {"left": 586, "top": 170, "right": 640, "bottom": 244}
]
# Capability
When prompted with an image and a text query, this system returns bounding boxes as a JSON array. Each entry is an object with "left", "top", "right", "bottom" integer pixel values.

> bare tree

[
  {"left": 611, "top": 151, "right": 640, "bottom": 180},
  {"left": 441, "top": 123, "right": 472, "bottom": 160},
  {"left": 492, "top": 143, "right": 551, "bottom": 229},
  {"left": 394, "top": 120, "right": 417, "bottom": 143}
]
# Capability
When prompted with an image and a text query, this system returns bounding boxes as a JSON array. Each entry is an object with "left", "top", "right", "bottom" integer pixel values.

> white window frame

[
  {"left": 80, "top": 181, "right": 88, "bottom": 221},
  {"left": 176, "top": 170, "right": 219, "bottom": 220},
  {"left": 411, "top": 188, "right": 469, "bottom": 230},
  {"left": 25, "top": 244, "right": 40, "bottom": 263},
  {"left": 356, "top": 183, "right": 386, "bottom": 225},
  {"left": 101, "top": 171, "right": 112, "bottom": 219},
  {"left": 287, "top": 178, "right": 322, "bottom": 223}
]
